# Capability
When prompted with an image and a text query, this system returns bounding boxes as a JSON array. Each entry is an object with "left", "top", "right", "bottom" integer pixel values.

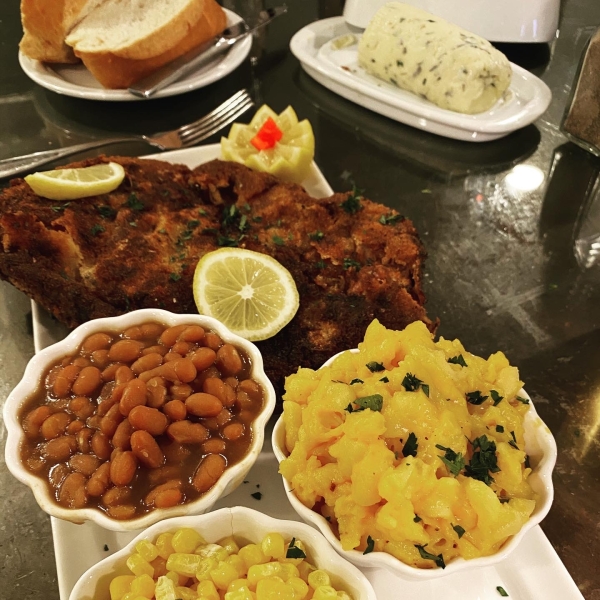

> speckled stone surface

[{"left": 1, "top": 0, "right": 600, "bottom": 599}]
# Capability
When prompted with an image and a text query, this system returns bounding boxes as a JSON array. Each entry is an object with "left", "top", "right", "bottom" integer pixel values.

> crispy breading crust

[{"left": 0, "top": 156, "right": 437, "bottom": 397}]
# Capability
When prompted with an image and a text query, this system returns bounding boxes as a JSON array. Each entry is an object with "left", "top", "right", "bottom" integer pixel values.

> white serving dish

[
  {"left": 290, "top": 18, "right": 552, "bottom": 142},
  {"left": 68, "top": 506, "right": 377, "bottom": 600},
  {"left": 272, "top": 348, "right": 558, "bottom": 581},
  {"left": 28, "top": 145, "right": 583, "bottom": 600},
  {"left": 18, "top": 9, "right": 251, "bottom": 101},
  {"left": 343, "top": 0, "right": 560, "bottom": 43},
  {"left": 4, "top": 308, "right": 276, "bottom": 532}
]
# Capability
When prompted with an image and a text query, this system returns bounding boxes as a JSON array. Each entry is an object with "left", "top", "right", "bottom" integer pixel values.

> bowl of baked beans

[{"left": 3, "top": 309, "right": 276, "bottom": 531}]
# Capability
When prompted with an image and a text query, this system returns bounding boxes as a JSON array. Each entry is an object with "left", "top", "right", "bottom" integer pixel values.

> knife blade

[{"left": 128, "top": 6, "right": 287, "bottom": 99}]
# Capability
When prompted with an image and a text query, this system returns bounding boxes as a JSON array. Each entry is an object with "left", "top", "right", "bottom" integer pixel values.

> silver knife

[{"left": 129, "top": 5, "right": 287, "bottom": 99}]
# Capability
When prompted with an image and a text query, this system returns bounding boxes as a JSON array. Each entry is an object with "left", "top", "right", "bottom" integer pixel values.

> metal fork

[{"left": 0, "top": 89, "right": 254, "bottom": 179}]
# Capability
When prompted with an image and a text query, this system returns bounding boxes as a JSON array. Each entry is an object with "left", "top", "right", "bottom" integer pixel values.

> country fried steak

[{"left": 0, "top": 156, "right": 437, "bottom": 397}]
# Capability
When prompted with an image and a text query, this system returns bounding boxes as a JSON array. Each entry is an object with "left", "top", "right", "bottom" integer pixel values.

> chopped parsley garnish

[
  {"left": 379, "top": 376, "right": 389, "bottom": 383},
  {"left": 402, "top": 432, "right": 418, "bottom": 457},
  {"left": 341, "top": 185, "right": 363, "bottom": 214},
  {"left": 125, "top": 193, "right": 144, "bottom": 211},
  {"left": 355, "top": 394, "right": 383, "bottom": 412},
  {"left": 222, "top": 205, "right": 240, "bottom": 226},
  {"left": 286, "top": 538, "right": 306, "bottom": 559},
  {"left": 436, "top": 444, "right": 465, "bottom": 477},
  {"left": 90, "top": 224, "right": 105, "bottom": 236},
  {"left": 343, "top": 257, "right": 361, "bottom": 270},
  {"left": 309, "top": 230, "right": 324, "bottom": 241},
  {"left": 496, "top": 586, "right": 509, "bottom": 597},
  {"left": 379, "top": 213, "right": 405, "bottom": 225},
  {"left": 366, "top": 362, "right": 385, "bottom": 372},
  {"left": 508, "top": 431, "right": 519, "bottom": 449},
  {"left": 187, "top": 219, "right": 200, "bottom": 229},
  {"left": 350, "top": 378, "right": 364, "bottom": 385},
  {"left": 464, "top": 435, "right": 499, "bottom": 485},
  {"left": 495, "top": 425, "right": 504, "bottom": 433},
  {"left": 447, "top": 354, "right": 468, "bottom": 367},
  {"left": 252, "top": 215, "right": 263, "bottom": 222},
  {"left": 272, "top": 235, "right": 285, "bottom": 246},
  {"left": 169, "top": 273, "right": 181, "bottom": 282},
  {"left": 413, "top": 515, "right": 422, "bottom": 523},
  {"left": 515, "top": 395, "right": 530, "bottom": 405},
  {"left": 50, "top": 202, "right": 71, "bottom": 212},
  {"left": 198, "top": 208, "right": 207, "bottom": 216},
  {"left": 402, "top": 373, "right": 429, "bottom": 396},
  {"left": 97, "top": 205, "right": 116, "bottom": 219},
  {"left": 217, "top": 235, "right": 239, "bottom": 247},
  {"left": 491, "top": 390, "right": 503, "bottom": 406},
  {"left": 452, "top": 524, "right": 466, "bottom": 539},
  {"left": 315, "top": 260, "right": 326, "bottom": 269},
  {"left": 466, "top": 391, "right": 488, "bottom": 405},
  {"left": 363, "top": 536, "right": 375, "bottom": 555},
  {"left": 251, "top": 491, "right": 262, "bottom": 500},
  {"left": 415, "top": 544, "right": 445, "bottom": 569},
  {"left": 239, "top": 214, "right": 248, "bottom": 232}
]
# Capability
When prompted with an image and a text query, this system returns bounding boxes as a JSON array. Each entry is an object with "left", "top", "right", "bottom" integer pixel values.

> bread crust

[{"left": 73, "top": 0, "right": 227, "bottom": 88}]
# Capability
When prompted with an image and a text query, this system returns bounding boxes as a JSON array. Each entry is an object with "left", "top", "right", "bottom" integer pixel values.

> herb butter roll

[{"left": 357, "top": 2, "right": 512, "bottom": 114}]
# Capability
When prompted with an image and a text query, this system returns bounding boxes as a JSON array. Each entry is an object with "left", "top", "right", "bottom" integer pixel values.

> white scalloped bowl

[
  {"left": 272, "top": 349, "right": 557, "bottom": 581},
  {"left": 3, "top": 308, "right": 276, "bottom": 532},
  {"left": 68, "top": 506, "right": 377, "bottom": 600}
]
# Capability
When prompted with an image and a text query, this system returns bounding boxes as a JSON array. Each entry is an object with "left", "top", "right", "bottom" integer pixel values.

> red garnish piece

[{"left": 250, "top": 117, "right": 283, "bottom": 150}]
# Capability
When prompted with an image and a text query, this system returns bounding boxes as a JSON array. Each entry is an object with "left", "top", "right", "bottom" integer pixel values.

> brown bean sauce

[{"left": 18, "top": 321, "right": 264, "bottom": 519}]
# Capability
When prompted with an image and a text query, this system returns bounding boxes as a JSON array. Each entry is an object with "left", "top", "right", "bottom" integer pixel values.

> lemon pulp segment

[{"left": 193, "top": 248, "right": 300, "bottom": 342}]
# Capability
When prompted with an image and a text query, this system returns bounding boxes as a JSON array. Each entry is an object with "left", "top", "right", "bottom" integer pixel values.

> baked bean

[
  {"left": 69, "top": 396, "right": 95, "bottom": 420},
  {"left": 224, "top": 377, "right": 239, "bottom": 391},
  {"left": 131, "top": 430, "right": 164, "bottom": 468},
  {"left": 171, "top": 383, "right": 192, "bottom": 401},
  {"left": 91, "top": 349, "right": 111, "bottom": 369},
  {"left": 159, "top": 325, "right": 188, "bottom": 347},
  {"left": 115, "top": 365, "right": 135, "bottom": 385},
  {"left": 66, "top": 420, "right": 85, "bottom": 435},
  {"left": 163, "top": 352, "right": 183, "bottom": 363},
  {"left": 59, "top": 473, "right": 88, "bottom": 508},
  {"left": 108, "top": 339, "right": 144, "bottom": 362},
  {"left": 163, "top": 400, "right": 187, "bottom": 421},
  {"left": 204, "top": 332, "right": 223, "bottom": 351},
  {"left": 77, "top": 427, "right": 94, "bottom": 453},
  {"left": 53, "top": 364, "right": 81, "bottom": 397},
  {"left": 186, "top": 393, "right": 222, "bottom": 418},
  {"left": 107, "top": 505, "right": 137, "bottom": 520},
  {"left": 145, "top": 479, "right": 182, "bottom": 506},
  {"left": 167, "top": 421, "right": 208, "bottom": 444},
  {"left": 141, "top": 323, "right": 165, "bottom": 338},
  {"left": 86, "top": 414, "right": 102, "bottom": 430},
  {"left": 179, "top": 325, "right": 205, "bottom": 343},
  {"left": 97, "top": 393, "right": 120, "bottom": 418},
  {"left": 202, "top": 417, "right": 220, "bottom": 431},
  {"left": 131, "top": 353, "right": 163, "bottom": 375},
  {"left": 139, "top": 359, "right": 197, "bottom": 384},
  {"left": 82, "top": 333, "right": 112, "bottom": 353},
  {"left": 86, "top": 462, "right": 111, "bottom": 497},
  {"left": 100, "top": 403, "right": 124, "bottom": 437},
  {"left": 148, "top": 465, "right": 181, "bottom": 486},
  {"left": 160, "top": 440, "right": 191, "bottom": 463},
  {"left": 22, "top": 406, "right": 52, "bottom": 438},
  {"left": 72, "top": 366, "right": 102, "bottom": 396},
  {"left": 154, "top": 488, "right": 183, "bottom": 508},
  {"left": 216, "top": 408, "right": 232, "bottom": 427},
  {"left": 119, "top": 379, "right": 148, "bottom": 416},
  {"left": 41, "top": 412, "right": 71, "bottom": 440},
  {"left": 112, "top": 419, "right": 133, "bottom": 450},
  {"left": 102, "top": 486, "right": 131, "bottom": 507},
  {"left": 238, "top": 409, "right": 254, "bottom": 423},
  {"left": 146, "top": 378, "right": 167, "bottom": 409},
  {"left": 203, "top": 378, "right": 235, "bottom": 407},
  {"left": 43, "top": 435, "right": 77, "bottom": 461},
  {"left": 192, "top": 366, "right": 221, "bottom": 389},
  {"left": 73, "top": 357, "right": 91, "bottom": 368},
  {"left": 102, "top": 362, "right": 125, "bottom": 382},
  {"left": 49, "top": 464, "right": 70, "bottom": 488},
  {"left": 69, "top": 453, "right": 101, "bottom": 476},
  {"left": 202, "top": 438, "right": 226, "bottom": 454},
  {"left": 192, "top": 453, "right": 226, "bottom": 493},
  {"left": 223, "top": 422, "right": 245, "bottom": 441},
  {"left": 216, "top": 344, "right": 243, "bottom": 376},
  {"left": 91, "top": 431, "right": 112, "bottom": 461},
  {"left": 143, "top": 344, "right": 168, "bottom": 356},
  {"left": 110, "top": 450, "right": 138, "bottom": 486},
  {"left": 128, "top": 405, "right": 168, "bottom": 436},
  {"left": 190, "top": 347, "right": 216, "bottom": 372},
  {"left": 239, "top": 379, "right": 262, "bottom": 402},
  {"left": 172, "top": 341, "right": 191, "bottom": 356},
  {"left": 123, "top": 326, "right": 144, "bottom": 340}
]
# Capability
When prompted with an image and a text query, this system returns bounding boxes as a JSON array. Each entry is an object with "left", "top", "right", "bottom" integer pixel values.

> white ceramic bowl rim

[
  {"left": 3, "top": 308, "right": 276, "bottom": 532},
  {"left": 272, "top": 348, "right": 558, "bottom": 580},
  {"left": 68, "top": 506, "right": 378, "bottom": 600}
]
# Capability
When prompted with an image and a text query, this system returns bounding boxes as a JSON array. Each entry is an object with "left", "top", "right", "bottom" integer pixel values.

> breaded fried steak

[{"left": 0, "top": 157, "right": 436, "bottom": 397}]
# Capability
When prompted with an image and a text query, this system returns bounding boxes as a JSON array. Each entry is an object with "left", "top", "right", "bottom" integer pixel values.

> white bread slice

[
  {"left": 20, "top": 0, "right": 106, "bottom": 63},
  {"left": 66, "top": 0, "right": 209, "bottom": 60},
  {"left": 67, "top": 0, "right": 227, "bottom": 88}
]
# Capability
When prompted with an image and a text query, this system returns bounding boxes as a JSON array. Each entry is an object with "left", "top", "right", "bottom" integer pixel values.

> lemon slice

[
  {"left": 193, "top": 248, "right": 300, "bottom": 342},
  {"left": 221, "top": 105, "right": 315, "bottom": 183},
  {"left": 25, "top": 162, "right": 126, "bottom": 200}
]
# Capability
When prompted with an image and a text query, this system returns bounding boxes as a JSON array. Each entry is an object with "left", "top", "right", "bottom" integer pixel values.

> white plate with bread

[{"left": 18, "top": 1, "right": 252, "bottom": 101}]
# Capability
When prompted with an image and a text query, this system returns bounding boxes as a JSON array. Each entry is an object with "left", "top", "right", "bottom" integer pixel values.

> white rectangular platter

[{"left": 31, "top": 145, "right": 583, "bottom": 600}]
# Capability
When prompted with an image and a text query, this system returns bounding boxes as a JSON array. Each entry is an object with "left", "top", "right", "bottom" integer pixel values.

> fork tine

[
  {"left": 180, "top": 98, "right": 255, "bottom": 147},
  {"left": 176, "top": 89, "right": 251, "bottom": 136}
]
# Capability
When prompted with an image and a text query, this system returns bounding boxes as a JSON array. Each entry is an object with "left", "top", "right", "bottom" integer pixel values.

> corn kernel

[
  {"left": 154, "top": 575, "right": 177, "bottom": 600},
  {"left": 130, "top": 574, "right": 155, "bottom": 598},
  {"left": 279, "top": 563, "right": 299, "bottom": 581},
  {"left": 196, "top": 557, "right": 218, "bottom": 581},
  {"left": 210, "top": 560, "right": 240, "bottom": 590},
  {"left": 228, "top": 578, "right": 251, "bottom": 593},
  {"left": 247, "top": 563, "right": 282, "bottom": 586},
  {"left": 165, "top": 571, "right": 179, "bottom": 585},
  {"left": 126, "top": 554, "right": 154, "bottom": 578},
  {"left": 135, "top": 540, "right": 159, "bottom": 563},
  {"left": 156, "top": 533, "right": 175, "bottom": 560},
  {"left": 238, "top": 544, "right": 268, "bottom": 570},
  {"left": 288, "top": 576, "right": 309, "bottom": 599},
  {"left": 109, "top": 575, "right": 135, "bottom": 600},
  {"left": 195, "top": 543, "right": 229, "bottom": 561},
  {"left": 172, "top": 528, "right": 205, "bottom": 554},
  {"left": 197, "top": 579, "right": 220, "bottom": 600},
  {"left": 337, "top": 592, "right": 353, "bottom": 599},
  {"left": 261, "top": 533, "right": 285, "bottom": 560},
  {"left": 166, "top": 553, "right": 203, "bottom": 577},
  {"left": 226, "top": 554, "right": 247, "bottom": 578},
  {"left": 308, "top": 570, "right": 331, "bottom": 590},
  {"left": 256, "top": 577, "right": 294, "bottom": 600},
  {"left": 220, "top": 535, "right": 240, "bottom": 556},
  {"left": 175, "top": 585, "right": 198, "bottom": 600},
  {"left": 225, "top": 586, "right": 255, "bottom": 600},
  {"left": 297, "top": 562, "right": 317, "bottom": 582},
  {"left": 312, "top": 586, "right": 339, "bottom": 600},
  {"left": 121, "top": 593, "right": 148, "bottom": 600}
]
